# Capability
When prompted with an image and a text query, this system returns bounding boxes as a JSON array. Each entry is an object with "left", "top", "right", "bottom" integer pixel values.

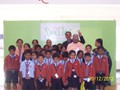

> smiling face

[
  {"left": 69, "top": 52, "right": 76, "bottom": 59},
  {"left": 16, "top": 40, "right": 23, "bottom": 48},
  {"left": 86, "top": 46, "right": 92, "bottom": 53},
  {"left": 72, "top": 34, "right": 79, "bottom": 43},
  {"left": 9, "top": 49, "right": 15, "bottom": 56},
  {"left": 38, "top": 56, "right": 44, "bottom": 64},
  {"left": 77, "top": 52, "right": 83, "bottom": 59},
  {"left": 46, "top": 39, "right": 52, "bottom": 47},
  {"left": 85, "top": 56, "right": 91, "bottom": 62},
  {"left": 53, "top": 57, "right": 59, "bottom": 63},
  {"left": 25, "top": 53, "right": 31, "bottom": 60}
]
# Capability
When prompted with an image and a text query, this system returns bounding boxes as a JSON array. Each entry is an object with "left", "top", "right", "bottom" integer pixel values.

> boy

[
  {"left": 35, "top": 54, "right": 49, "bottom": 90},
  {"left": 49, "top": 53, "right": 65, "bottom": 90},
  {"left": 4, "top": 45, "right": 20, "bottom": 90},
  {"left": 94, "top": 46, "right": 109, "bottom": 90},
  {"left": 19, "top": 50, "right": 35, "bottom": 90},
  {"left": 82, "top": 53, "right": 95, "bottom": 90},
  {"left": 44, "top": 50, "right": 53, "bottom": 67}
]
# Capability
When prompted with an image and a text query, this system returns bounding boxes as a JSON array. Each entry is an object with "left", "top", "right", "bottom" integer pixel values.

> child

[
  {"left": 44, "top": 50, "right": 53, "bottom": 67},
  {"left": 65, "top": 50, "right": 81, "bottom": 90},
  {"left": 32, "top": 39, "right": 39, "bottom": 51},
  {"left": 49, "top": 53, "right": 65, "bottom": 90},
  {"left": 40, "top": 49, "right": 46, "bottom": 57},
  {"left": 86, "top": 44, "right": 95, "bottom": 63},
  {"left": 43, "top": 45, "right": 50, "bottom": 51},
  {"left": 35, "top": 45, "right": 42, "bottom": 54},
  {"left": 35, "top": 54, "right": 49, "bottom": 90},
  {"left": 4, "top": 45, "right": 20, "bottom": 90},
  {"left": 59, "top": 45, "right": 67, "bottom": 60},
  {"left": 82, "top": 53, "right": 95, "bottom": 90},
  {"left": 19, "top": 50, "right": 35, "bottom": 90},
  {"left": 77, "top": 50, "right": 85, "bottom": 64},
  {"left": 94, "top": 46, "right": 109, "bottom": 90},
  {"left": 32, "top": 51, "right": 39, "bottom": 64}
]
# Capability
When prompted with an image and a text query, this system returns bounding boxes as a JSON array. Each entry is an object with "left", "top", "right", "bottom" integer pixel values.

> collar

[
  {"left": 9, "top": 54, "right": 16, "bottom": 59},
  {"left": 38, "top": 62, "right": 44, "bottom": 66},
  {"left": 53, "top": 61, "right": 59, "bottom": 66},
  {"left": 25, "top": 59, "right": 31, "bottom": 63},
  {"left": 85, "top": 61, "right": 91, "bottom": 66},
  {"left": 69, "top": 59, "right": 75, "bottom": 64},
  {"left": 97, "top": 55, "right": 103, "bottom": 59}
]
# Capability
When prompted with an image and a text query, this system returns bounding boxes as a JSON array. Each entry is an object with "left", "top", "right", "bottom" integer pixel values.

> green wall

[{"left": 4, "top": 20, "right": 116, "bottom": 85}]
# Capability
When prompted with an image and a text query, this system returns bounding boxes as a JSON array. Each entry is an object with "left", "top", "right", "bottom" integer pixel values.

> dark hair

[
  {"left": 58, "top": 43, "right": 62, "bottom": 46},
  {"left": 52, "top": 53, "right": 59, "bottom": 58},
  {"left": 44, "top": 45, "right": 49, "bottom": 49},
  {"left": 62, "top": 51, "right": 68, "bottom": 57},
  {"left": 32, "top": 51, "right": 39, "bottom": 58},
  {"left": 52, "top": 45, "right": 59, "bottom": 51},
  {"left": 77, "top": 50, "right": 84, "bottom": 56},
  {"left": 24, "top": 49, "right": 32, "bottom": 55},
  {"left": 96, "top": 38, "right": 103, "bottom": 47},
  {"left": 69, "top": 50, "right": 76, "bottom": 55},
  {"left": 84, "top": 52, "right": 91, "bottom": 57},
  {"left": 45, "top": 50, "right": 52, "bottom": 54},
  {"left": 16, "top": 39, "right": 23, "bottom": 43},
  {"left": 86, "top": 44, "right": 92, "bottom": 49},
  {"left": 61, "top": 45, "right": 66, "bottom": 50},
  {"left": 38, "top": 54, "right": 44, "bottom": 58},
  {"left": 41, "top": 49, "right": 46, "bottom": 52},
  {"left": 32, "top": 39, "right": 39, "bottom": 44},
  {"left": 65, "top": 31, "right": 71, "bottom": 36},
  {"left": 35, "top": 45, "right": 41, "bottom": 50},
  {"left": 24, "top": 43, "right": 31, "bottom": 48},
  {"left": 8, "top": 45, "right": 16, "bottom": 51},
  {"left": 97, "top": 46, "right": 104, "bottom": 51}
]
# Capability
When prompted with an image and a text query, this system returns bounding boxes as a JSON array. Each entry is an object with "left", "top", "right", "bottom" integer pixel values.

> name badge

[
  {"left": 99, "top": 70, "right": 102, "bottom": 74},
  {"left": 72, "top": 69, "right": 75, "bottom": 72},
  {"left": 26, "top": 72, "right": 30, "bottom": 79},
  {"left": 74, "top": 75, "right": 77, "bottom": 78},
  {"left": 55, "top": 73, "right": 59, "bottom": 78}
]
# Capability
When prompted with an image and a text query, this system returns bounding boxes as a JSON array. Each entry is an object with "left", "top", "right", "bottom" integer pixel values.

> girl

[
  {"left": 65, "top": 50, "right": 81, "bottom": 90},
  {"left": 32, "top": 51, "right": 39, "bottom": 65}
]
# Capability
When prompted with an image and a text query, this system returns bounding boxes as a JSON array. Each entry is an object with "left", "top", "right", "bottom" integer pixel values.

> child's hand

[
  {"left": 46, "top": 81, "right": 49, "bottom": 86},
  {"left": 49, "top": 82, "right": 52, "bottom": 87}
]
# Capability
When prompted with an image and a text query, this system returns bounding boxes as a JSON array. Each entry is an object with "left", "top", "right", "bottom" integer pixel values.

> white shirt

[
  {"left": 20, "top": 59, "right": 35, "bottom": 78},
  {"left": 44, "top": 57, "right": 54, "bottom": 66}
]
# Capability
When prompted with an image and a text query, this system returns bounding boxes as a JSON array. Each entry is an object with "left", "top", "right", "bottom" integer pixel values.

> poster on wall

[{"left": 40, "top": 23, "right": 80, "bottom": 44}]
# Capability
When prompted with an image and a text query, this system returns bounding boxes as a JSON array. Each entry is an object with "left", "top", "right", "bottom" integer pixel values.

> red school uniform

[
  {"left": 82, "top": 62, "right": 95, "bottom": 79},
  {"left": 48, "top": 63, "right": 65, "bottom": 83},
  {"left": 65, "top": 60, "right": 80, "bottom": 80},
  {"left": 93, "top": 55, "right": 109, "bottom": 76},
  {"left": 4, "top": 54, "right": 20, "bottom": 72},
  {"left": 35, "top": 63, "right": 48, "bottom": 81}
]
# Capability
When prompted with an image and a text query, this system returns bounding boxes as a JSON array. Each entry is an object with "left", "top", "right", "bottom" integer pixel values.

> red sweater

[
  {"left": 35, "top": 63, "right": 48, "bottom": 81},
  {"left": 4, "top": 55, "right": 20, "bottom": 71},
  {"left": 48, "top": 63, "right": 65, "bottom": 83},
  {"left": 93, "top": 56, "right": 109, "bottom": 76}
]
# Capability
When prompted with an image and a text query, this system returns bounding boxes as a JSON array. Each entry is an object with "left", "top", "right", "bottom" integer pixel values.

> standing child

[
  {"left": 49, "top": 53, "right": 65, "bottom": 90},
  {"left": 4, "top": 45, "right": 20, "bottom": 90},
  {"left": 32, "top": 51, "right": 39, "bottom": 64},
  {"left": 77, "top": 50, "right": 85, "bottom": 64},
  {"left": 44, "top": 50, "right": 53, "bottom": 67},
  {"left": 35, "top": 54, "right": 49, "bottom": 90},
  {"left": 82, "top": 53, "right": 95, "bottom": 90},
  {"left": 94, "top": 46, "right": 109, "bottom": 90},
  {"left": 65, "top": 50, "right": 81, "bottom": 90},
  {"left": 85, "top": 44, "right": 95, "bottom": 63},
  {"left": 19, "top": 50, "right": 35, "bottom": 90}
]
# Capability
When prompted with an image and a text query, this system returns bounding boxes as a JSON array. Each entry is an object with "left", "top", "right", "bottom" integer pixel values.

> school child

[
  {"left": 57, "top": 43, "right": 62, "bottom": 54},
  {"left": 19, "top": 50, "right": 35, "bottom": 90},
  {"left": 59, "top": 45, "right": 67, "bottom": 60},
  {"left": 52, "top": 49, "right": 58, "bottom": 55},
  {"left": 85, "top": 44, "right": 95, "bottom": 63},
  {"left": 60, "top": 51, "right": 69, "bottom": 90},
  {"left": 76, "top": 50, "right": 85, "bottom": 64},
  {"left": 40, "top": 49, "right": 46, "bottom": 57},
  {"left": 65, "top": 50, "right": 81, "bottom": 90},
  {"left": 4, "top": 45, "right": 20, "bottom": 90},
  {"left": 43, "top": 45, "right": 50, "bottom": 51},
  {"left": 35, "top": 45, "right": 42, "bottom": 54},
  {"left": 44, "top": 50, "right": 53, "bottom": 67},
  {"left": 82, "top": 53, "right": 95, "bottom": 90},
  {"left": 32, "top": 51, "right": 39, "bottom": 64},
  {"left": 49, "top": 53, "right": 65, "bottom": 90},
  {"left": 93, "top": 46, "right": 109, "bottom": 90},
  {"left": 35, "top": 54, "right": 49, "bottom": 90}
]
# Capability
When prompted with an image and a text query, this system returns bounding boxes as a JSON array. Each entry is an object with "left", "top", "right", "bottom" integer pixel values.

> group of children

[{"left": 4, "top": 39, "right": 109, "bottom": 90}]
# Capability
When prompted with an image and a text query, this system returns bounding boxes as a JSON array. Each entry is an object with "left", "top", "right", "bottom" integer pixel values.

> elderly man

[
  {"left": 67, "top": 34, "right": 86, "bottom": 53},
  {"left": 63, "top": 31, "right": 85, "bottom": 48}
]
